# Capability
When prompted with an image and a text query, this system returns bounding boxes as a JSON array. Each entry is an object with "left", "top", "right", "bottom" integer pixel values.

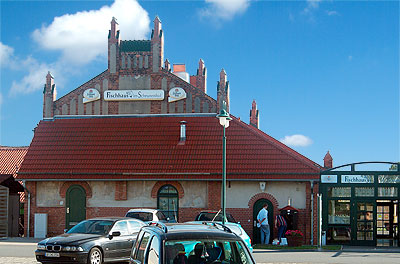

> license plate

[{"left": 45, "top": 252, "right": 60, "bottom": 257}]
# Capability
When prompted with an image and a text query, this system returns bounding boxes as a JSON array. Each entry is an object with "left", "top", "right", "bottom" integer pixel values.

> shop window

[
  {"left": 355, "top": 187, "right": 374, "bottom": 197},
  {"left": 378, "top": 175, "right": 400, "bottom": 183},
  {"left": 157, "top": 185, "right": 178, "bottom": 221},
  {"left": 327, "top": 226, "right": 351, "bottom": 243},
  {"left": 328, "top": 187, "right": 351, "bottom": 198},
  {"left": 378, "top": 187, "right": 398, "bottom": 197},
  {"left": 328, "top": 200, "right": 350, "bottom": 224}
]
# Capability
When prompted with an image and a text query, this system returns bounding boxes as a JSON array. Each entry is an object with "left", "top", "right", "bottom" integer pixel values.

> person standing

[
  {"left": 257, "top": 203, "right": 270, "bottom": 244},
  {"left": 275, "top": 213, "right": 287, "bottom": 243}
]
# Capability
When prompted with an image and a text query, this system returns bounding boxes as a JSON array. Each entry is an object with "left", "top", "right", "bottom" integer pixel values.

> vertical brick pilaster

[{"left": 115, "top": 181, "right": 127, "bottom": 201}]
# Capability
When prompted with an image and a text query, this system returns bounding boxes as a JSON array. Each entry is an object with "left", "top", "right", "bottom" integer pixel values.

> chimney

[
  {"left": 173, "top": 64, "right": 189, "bottom": 82},
  {"left": 324, "top": 151, "right": 333, "bottom": 168},
  {"left": 190, "top": 59, "right": 207, "bottom": 94},
  {"left": 249, "top": 100, "right": 259, "bottom": 129},
  {"left": 217, "top": 69, "right": 230, "bottom": 113},
  {"left": 180, "top": 121, "right": 187, "bottom": 141},
  {"left": 43, "top": 71, "right": 56, "bottom": 118}
]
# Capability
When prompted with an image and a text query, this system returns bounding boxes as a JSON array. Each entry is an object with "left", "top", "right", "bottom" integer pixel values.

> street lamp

[{"left": 216, "top": 108, "right": 232, "bottom": 225}]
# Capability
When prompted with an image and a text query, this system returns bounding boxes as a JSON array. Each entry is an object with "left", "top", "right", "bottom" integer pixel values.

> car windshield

[
  {"left": 165, "top": 239, "right": 253, "bottom": 264},
  {"left": 198, "top": 213, "right": 237, "bottom": 223},
  {"left": 67, "top": 220, "right": 114, "bottom": 235},
  {"left": 126, "top": 212, "right": 153, "bottom": 222}
]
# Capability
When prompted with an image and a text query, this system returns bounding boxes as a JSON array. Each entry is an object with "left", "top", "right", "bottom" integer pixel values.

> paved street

[{"left": 1, "top": 239, "right": 400, "bottom": 264}]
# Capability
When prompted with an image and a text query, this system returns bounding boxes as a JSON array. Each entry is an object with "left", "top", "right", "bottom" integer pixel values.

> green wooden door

[
  {"left": 66, "top": 185, "right": 86, "bottom": 230},
  {"left": 252, "top": 199, "right": 274, "bottom": 244}
]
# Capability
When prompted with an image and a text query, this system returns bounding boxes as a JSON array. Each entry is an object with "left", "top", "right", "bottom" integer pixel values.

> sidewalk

[
  {"left": 341, "top": 245, "right": 400, "bottom": 253},
  {"left": 0, "top": 237, "right": 42, "bottom": 244}
]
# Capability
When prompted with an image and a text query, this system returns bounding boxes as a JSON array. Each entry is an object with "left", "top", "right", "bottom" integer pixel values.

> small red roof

[
  {"left": 0, "top": 146, "right": 28, "bottom": 177},
  {"left": 279, "top": 205, "right": 299, "bottom": 212},
  {"left": 18, "top": 116, "right": 321, "bottom": 180}
]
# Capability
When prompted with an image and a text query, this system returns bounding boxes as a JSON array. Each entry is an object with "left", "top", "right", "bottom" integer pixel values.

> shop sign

[
  {"left": 341, "top": 175, "right": 374, "bottom": 184},
  {"left": 168, "top": 87, "right": 186, "bottom": 102},
  {"left": 321, "top": 175, "right": 337, "bottom": 183},
  {"left": 83, "top": 89, "right": 100, "bottom": 104},
  {"left": 104, "top": 90, "right": 164, "bottom": 101}
]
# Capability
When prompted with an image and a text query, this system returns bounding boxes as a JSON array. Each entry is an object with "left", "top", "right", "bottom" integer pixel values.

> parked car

[
  {"left": 129, "top": 222, "right": 256, "bottom": 264},
  {"left": 194, "top": 211, "right": 237, "bottom": 223},
  {"left": 125, "top": 208, "right": 176, "bottom": 223},
  {"left": 35, "top": 217, "right": 146, "bottom": 264},
  {"left": 188, "top": 221, "right": 253, "bottom": 252}
]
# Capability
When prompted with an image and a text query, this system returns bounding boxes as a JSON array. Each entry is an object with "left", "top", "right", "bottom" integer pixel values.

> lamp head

[{"left": 216, "top": 109, "right": 232, "bottom": 128}]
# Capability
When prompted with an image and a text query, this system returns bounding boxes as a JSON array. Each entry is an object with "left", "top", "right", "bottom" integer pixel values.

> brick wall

[
  {"left": 52, "top": 68, "right": 217, "bottom": 117},
  {"left": 24, "top": 180, "right": 315, "bottom": 244}
]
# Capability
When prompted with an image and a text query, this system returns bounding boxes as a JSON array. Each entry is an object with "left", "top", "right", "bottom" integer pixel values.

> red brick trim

[
  {"left": 151, "top": 181, "right": 184, "bottom": 198},
  {"left": 60, "top": 181, "right": 92, "bottom": 198},
  {"left": 248, "top": 193, "right": 279, "bottom": 209}
]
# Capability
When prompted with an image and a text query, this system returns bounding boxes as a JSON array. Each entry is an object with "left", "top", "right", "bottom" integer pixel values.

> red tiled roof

[
  {"left": 0, "top": 146, "right": 28, "bottom": 176},
  {"left": 18, "top": 116, "right": 321, "bottom": 180}
]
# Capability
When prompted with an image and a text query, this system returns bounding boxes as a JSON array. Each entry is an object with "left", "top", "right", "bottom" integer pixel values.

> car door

[
  {"left": 133, "top": 232, "right": 152, "bottom": 264},
  {"left": 108, "top": 220, "right": 132, "bottom": 260},
  {"left": 127, "top": 220, "right": 146, "bottom": 249}
]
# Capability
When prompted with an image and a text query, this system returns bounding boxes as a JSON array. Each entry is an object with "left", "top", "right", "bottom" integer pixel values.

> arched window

[{"left": 157, "top": 185, "right": 179, "bottom": 222}]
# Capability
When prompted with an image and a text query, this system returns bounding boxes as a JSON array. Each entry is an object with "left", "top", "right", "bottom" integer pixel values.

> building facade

[{"left": 18, "top": 17, "right": 322, "bottom": 244}]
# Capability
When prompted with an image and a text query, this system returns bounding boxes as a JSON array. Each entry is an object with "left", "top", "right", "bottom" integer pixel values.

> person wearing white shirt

[{"left": 257, "top": 203, "right": 270, "bottom": 244}]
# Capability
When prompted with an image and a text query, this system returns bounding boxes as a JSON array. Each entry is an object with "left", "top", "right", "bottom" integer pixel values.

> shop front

[{"left": 320, "top": 162, "right": 400, "bottom": 247}]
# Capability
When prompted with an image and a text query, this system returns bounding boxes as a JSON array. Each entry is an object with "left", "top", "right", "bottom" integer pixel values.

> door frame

[
  {"left": 252, "top": 198, "right": 274, "bottom": 244},
  {"left": 65, "top": 185, "right": 86, "bottom": 230}
]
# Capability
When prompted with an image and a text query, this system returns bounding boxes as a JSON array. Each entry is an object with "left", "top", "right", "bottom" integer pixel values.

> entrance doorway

[
  {"left": 351, "top": 200, "right": 375, "bottom": 246},
  {"left": 376, "top": 200, "right": 399, "bottom": 246},
  {"left": 66, "top": 185, "right": 86, "bottom": 230},
  {"left": 252, "top": 199, "right": 273, "bottom": 244}
]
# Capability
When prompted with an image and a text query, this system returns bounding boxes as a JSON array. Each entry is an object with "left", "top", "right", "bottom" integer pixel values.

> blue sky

[{"left": 0, "top": 0, "right": 399, "bottom": 168}]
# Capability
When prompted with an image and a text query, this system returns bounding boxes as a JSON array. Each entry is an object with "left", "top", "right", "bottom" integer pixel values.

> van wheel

[{"left": 88, "top": 247, "right": 103, "bottom": 264}]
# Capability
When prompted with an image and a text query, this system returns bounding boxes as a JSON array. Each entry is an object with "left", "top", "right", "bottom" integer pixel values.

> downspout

[
  {"left": 23, "top": 181, "right": 31, "bottom": 238},
  {"left": 310, "top": 181, "right": 314, "bottom": 245}
]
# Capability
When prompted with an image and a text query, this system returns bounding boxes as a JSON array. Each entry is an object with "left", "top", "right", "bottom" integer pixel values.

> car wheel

[{"left": 88, "top": 247, "right": 103, "bottom": 264}]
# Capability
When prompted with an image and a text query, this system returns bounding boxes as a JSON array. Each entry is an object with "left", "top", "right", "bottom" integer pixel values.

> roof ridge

[{"left": 231, "top": 116, "right": 322, "bottom": 172}]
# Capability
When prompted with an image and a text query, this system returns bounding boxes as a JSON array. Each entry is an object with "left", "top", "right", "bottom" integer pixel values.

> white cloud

[
  {"left": 7, "top": 0, "right": 150, "bottom": 96},
  {"left": 326, "top": 10, "right": 339, "bottom": 16},
  {"left": 280, "top": 134, "right": 313, "bottom": 147},
  {"left": 304, "top": 0, "right": 321, "bottom": 13},
  {"left": 32, "top": 0, "right": 150, "bottom": 65},
  {"left": 201, "top": 0, "right": 250, "bottom": 21},
  {"left": 10, "top": 56, "right": 58, "bottom": 95},
  {"left": 0, "top": 42, "right": 14, "bottom": 68}
]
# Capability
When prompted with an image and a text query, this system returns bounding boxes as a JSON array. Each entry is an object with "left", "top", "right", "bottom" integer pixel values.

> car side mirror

[
  {"left": 108, "top": 231, "right": 121, "bottom": 239},
  {"left": 64, "top": 229, "right": 68, "bottom": 233}
]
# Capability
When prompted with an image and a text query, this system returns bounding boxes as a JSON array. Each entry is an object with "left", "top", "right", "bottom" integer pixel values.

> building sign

[
  {"left": 168, "top": 87, "right": 187, "bottom": 102},
  {"left": 321, "top": 175, "right": 338, "bottom": 183},
  {"left": 83, "top": 89, "right": 100, "bottom": 104},
  {"left": 104, "top": 90, "right": 164, "bottom": 101},
  {"left": 341, "top": 175, "right": 374, "bottom": 184}
]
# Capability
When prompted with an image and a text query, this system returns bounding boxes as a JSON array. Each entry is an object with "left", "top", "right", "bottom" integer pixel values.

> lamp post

[{"left": 216, "top": 108, "right": 232, "bottom": 225}]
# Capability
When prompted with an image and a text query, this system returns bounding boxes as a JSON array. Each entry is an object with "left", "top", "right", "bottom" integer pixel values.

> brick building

[{"left": 18, "top": 17, "right": 322, "bottom": 244}]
